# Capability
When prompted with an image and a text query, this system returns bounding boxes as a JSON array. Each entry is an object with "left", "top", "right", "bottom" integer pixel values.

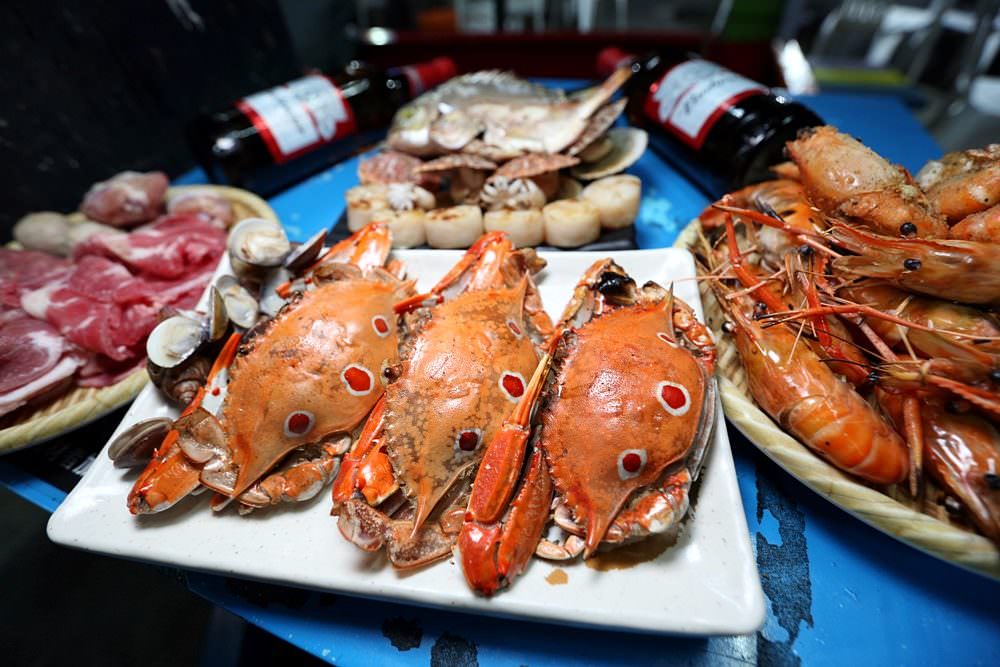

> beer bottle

[
  {"left": 597, "top": 47, "right": 822, "bottom": 196},
  {"left": 188, "top": 57, "right": 457, "bottom": 195}
]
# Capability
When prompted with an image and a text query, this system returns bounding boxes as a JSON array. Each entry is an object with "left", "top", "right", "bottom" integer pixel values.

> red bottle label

[
  {"left": 236, "top": 75, "right": 357, "bottom": 164},
  {"left": 643, "top": 61, "right": 766, "bottom": 149}
]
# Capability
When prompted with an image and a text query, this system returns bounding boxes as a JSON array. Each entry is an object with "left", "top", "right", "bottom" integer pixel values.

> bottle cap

[{"left": 596, "top": 47, "right": 634, "bottom": 77}]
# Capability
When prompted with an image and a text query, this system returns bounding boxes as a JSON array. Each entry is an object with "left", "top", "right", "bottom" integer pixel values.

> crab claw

[
  {"left": 459, "top": 353, "right": 555, "bottom": 595},
  {"left": 394, "top": 233, "right": 514, "bottom": 315},
  {"left": 457, "top": 447, "right": 553, "bottom": 596}
]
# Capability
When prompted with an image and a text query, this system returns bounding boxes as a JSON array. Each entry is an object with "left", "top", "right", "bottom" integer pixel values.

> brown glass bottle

[
  {"left": 187, "top": 57, "right": 456, "bottom": 195},
  {"left": 597, "top": 47, "right": 822, "bottom": 196}
]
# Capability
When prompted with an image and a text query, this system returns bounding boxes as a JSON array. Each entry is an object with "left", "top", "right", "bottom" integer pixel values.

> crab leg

[
  {"left": 127, "top": 334, "right": 241, "bottom": 514},
  {"left": 237, "top": 436, "right": 352, "bottom": 509}
]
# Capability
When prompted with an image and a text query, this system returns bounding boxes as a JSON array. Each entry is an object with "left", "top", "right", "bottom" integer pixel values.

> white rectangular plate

[{"left": 48, "top": 248, "right": 764, "bottom": 635}]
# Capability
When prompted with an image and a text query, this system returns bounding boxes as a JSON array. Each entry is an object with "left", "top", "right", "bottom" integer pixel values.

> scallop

[
  {"left": 581, "top": 174, "right": 642, "bottom": 229},
  {"left": 483, "top": 209, "right": 545, "bottom": 247},
  {"left": 346, "top": 184, "right": 390, "bottom": 231},
  {"left": 146, "top": 315, "right": 206, "bottom": 369},
  {"left": 371, "top": 209, "right": 427, "bottom": 249},
  {"left": 572, "top": 128, "right": 648, "bottom": 180},
  {"left": 543, "top": 199, "right": 601, "bottom": 247},
  {"left": 424, "top": 205, "right": 484, "bottom": 249}
]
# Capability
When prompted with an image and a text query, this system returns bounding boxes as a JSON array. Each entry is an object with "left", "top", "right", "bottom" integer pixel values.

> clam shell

[
  {"left": 228, "top": 217, "right": 291, "bottom": 269},
  {"left": 108, "top": 418, "right": 174, "bottom": 468},
  {"left": 571, "top": 127, "right": 648, "bottom": 180},
  {"left": 146, "top": 315, "right": 205, "bottom": 369},
  {"left": 578, "top": 135, "right": 613, "bottom": 164},
  {"left": 206, "top": 286, "right": 230, "bottom": 342},
  {"left": 284, "top": 229, "right": 327, "bottom": 274},
  {"left": 216, "top": 275, "right": 260, "bottom": 329}
]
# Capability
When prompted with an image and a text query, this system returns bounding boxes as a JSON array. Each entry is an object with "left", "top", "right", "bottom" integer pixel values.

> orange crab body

[
  {"left": 203, "top": 278, "right": 402, "bottom": 497},
  {"left": 458, "top": 260, "right": 717, "bottom": 595},
  {"left": 540, "top": 302, "right": 710, "bottom": 553},
  {"left": 334, "top": 232, "right": 553, "bottom": 568},
  {"left": 384, "top": 283, "right": 541, "bottom": 531}
]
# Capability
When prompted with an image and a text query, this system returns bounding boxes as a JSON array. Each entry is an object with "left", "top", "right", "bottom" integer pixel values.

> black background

[{"left": 2, "top": 0, "right": 302, "bottom": 237}]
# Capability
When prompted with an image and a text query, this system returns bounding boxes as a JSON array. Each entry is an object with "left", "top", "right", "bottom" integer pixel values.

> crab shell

[
  {"left": 539, "top": 294, "right": 714, "bottom": 552},
  {"left": 384, "top": 279, "right": 541, "bottom": 532},
  {"left": 200, "top": 277, "right": 402, "bottom": 497}
]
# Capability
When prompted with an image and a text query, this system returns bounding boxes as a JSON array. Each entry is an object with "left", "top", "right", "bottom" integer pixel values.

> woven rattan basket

[
  {"left": 674, "top": 219, "right": 1000, "bottom": 579},
  {"left": 0, "top": 185, "right": 277, "bottom": 454}
]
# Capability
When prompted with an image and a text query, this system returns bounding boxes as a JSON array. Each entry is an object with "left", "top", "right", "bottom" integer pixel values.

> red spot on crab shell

[
  {"left": 458, "top": 430, "right": 480, "bottom": 451},
  {"left": 342, "top": 364, "right": 374, "bottom": 396},
  {"left": 283, "top": 410, "right": 315, "bottom": 438},
  {"left": 622, "top": 452, "right": 643, "bottom": 473},
  {"left": 287, "top": 412, "right": 312, "bottom": 434},
  {"left": 211, "top": 387, "right": 220, "bottom": 396},
  {"left": 499, "top": 372, "right": 526, "bottom": 402},
  {"left": 661, "top": 384, "right": 686, "bottom": 409},
  {"left": 507, "top": 319, "right": 522, "bottom": 337},
  {"left": 657, "top": 332, "right": 675, "bottom": 345},
  {"left": 617, "top": 448, "right": 647, "bottom": 480},
  {"left": 372, "top": 315, "right": 390, "bottom": 337},
  {"left": 656, "top": 381, "right": 691, "bottom": 416}
]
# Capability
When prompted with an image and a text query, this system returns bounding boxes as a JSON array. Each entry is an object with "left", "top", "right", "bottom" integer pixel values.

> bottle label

[
  {"left": 643, "top": 60, "right": 766, "bottom": 149},
  {"left": 236, "top": 75, "right": 357, "bottom": 164}
]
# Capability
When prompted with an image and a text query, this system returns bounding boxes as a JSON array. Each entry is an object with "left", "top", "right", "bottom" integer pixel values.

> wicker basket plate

[
  {"left": 675, "top": 219, "right": 1000, "bottom": 580},
  {"left": 0, "top": 185, "right": 277, "bottom": 454}
]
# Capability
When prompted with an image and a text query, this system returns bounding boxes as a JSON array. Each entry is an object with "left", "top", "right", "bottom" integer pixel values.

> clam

[
  {"left": 108, "top": 418, "right": 174, "bottom": 468},
  {"left": 228, "top": 217, "right": 291, "bottom": 279},
  {"left": 206, "top": 286, "right": 230, "bottom": 342},
  {"left": 146, "top": 315, "right": 206, "bottom": 369},
  {"left": 284, "top": 229, "right": 327, "bottom": 274},
  {"left": 258, "top": 267, "right": 292, "bottom": 318},
  {"left": 216, "top": 275, "right": 260, "bottom": 329},
  {"left": 571, "top": 127, "right": 648, "bottom": 180}
]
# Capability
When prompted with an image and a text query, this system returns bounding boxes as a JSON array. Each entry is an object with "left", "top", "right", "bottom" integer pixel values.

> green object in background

[
  {"left": 814, "top": 66, "right": 909, "bottom": 88},
  {"left": 723, "top": 0, "right": 783, "bottom": 42}
]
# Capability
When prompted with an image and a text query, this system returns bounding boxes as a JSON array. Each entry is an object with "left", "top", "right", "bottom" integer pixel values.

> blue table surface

[{"left": 4, "top": 90, "right": 999, "bottom": 666}]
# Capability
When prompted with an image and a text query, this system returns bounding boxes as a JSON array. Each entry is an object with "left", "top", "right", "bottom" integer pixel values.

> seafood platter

[
  {"left": 681, "top": 127, "right": 1000, "bottom": 577},
  {"left": 1, "top": 171, "right": 275, "bottom": 453},
  {"left": 48, "top": 219, "right": 765, "bottom": 634},
  {"left": 344, "top": 69, "right": 649, "bottom": 250}
]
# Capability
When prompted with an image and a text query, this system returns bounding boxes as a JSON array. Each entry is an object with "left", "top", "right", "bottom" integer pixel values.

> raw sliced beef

[
  {"left": 0, "top": 248, "right": 72, "bottom": 307},
  {"left": 73, "top": 213, "right": 226, "bottom": 279},
  {"left": 0, "top": 309, "right": 84, "bottom": 417},
  {"left": 0, "top": 310, "right": 66, "bottom": 393}
]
